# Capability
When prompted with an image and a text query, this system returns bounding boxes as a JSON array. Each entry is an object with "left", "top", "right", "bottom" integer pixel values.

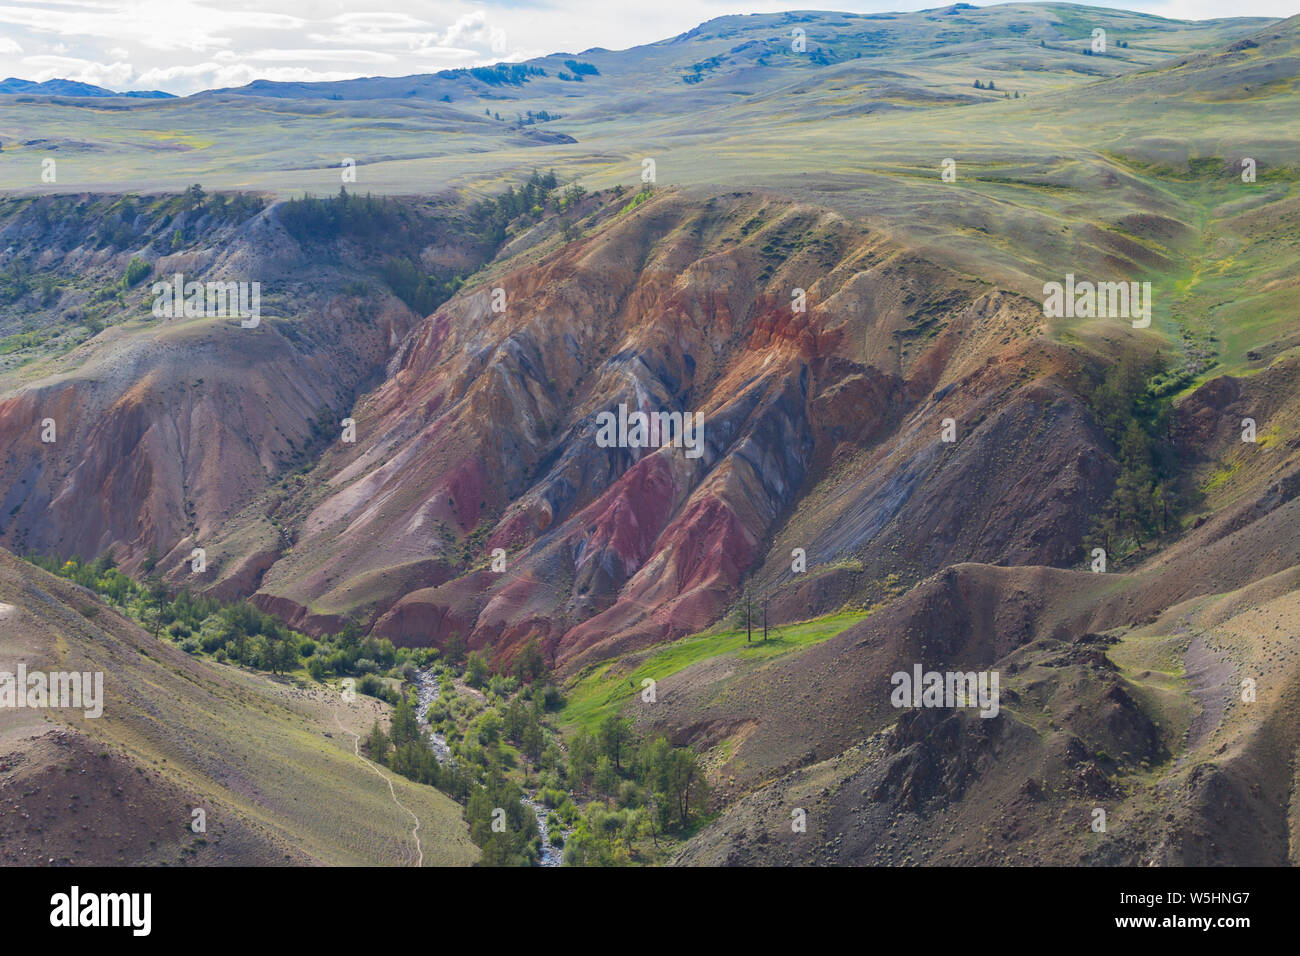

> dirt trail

[{"left": 332, "top": 706, "right": 423, "bottom": 868}]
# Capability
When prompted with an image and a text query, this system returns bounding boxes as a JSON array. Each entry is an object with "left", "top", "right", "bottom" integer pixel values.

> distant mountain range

[{"left": 0, "top": 77, "right": 174, "bottom": 98}]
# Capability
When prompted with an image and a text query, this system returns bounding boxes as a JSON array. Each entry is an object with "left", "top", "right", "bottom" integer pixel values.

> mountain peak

[{"left": 0, "top": 77, "right": 175, "bottom": 99}]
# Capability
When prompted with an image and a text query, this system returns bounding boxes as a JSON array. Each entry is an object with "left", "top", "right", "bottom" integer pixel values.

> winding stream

[{"left": 414, "top": 667, "right": 567, "bottom": 867}]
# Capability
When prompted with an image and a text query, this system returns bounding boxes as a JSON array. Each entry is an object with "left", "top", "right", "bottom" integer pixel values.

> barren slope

[{"left": 0, "top": 548, "right": 476, "bottom": 866}]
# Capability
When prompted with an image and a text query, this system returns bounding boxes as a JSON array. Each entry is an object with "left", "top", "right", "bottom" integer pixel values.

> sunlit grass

[{"left": 560, "top": 610, "right": 870, "bottom": 732}]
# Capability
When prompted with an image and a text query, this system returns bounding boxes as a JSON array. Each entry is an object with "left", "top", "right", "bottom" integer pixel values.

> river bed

[{"left": 414, "top": 667, "right": 567, "bottom": 866}]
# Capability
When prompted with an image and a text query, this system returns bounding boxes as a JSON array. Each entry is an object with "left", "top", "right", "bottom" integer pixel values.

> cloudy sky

[{"left": 0, "top": 0, "right": 1293, "bottom": 95}]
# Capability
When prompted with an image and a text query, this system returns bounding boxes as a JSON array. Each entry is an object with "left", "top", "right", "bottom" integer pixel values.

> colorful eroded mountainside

[{"left": 1, "top": 4, "right": 1299, "bottom": 868}]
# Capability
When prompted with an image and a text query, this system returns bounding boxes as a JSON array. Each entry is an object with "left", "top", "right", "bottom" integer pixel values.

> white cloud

[
  {"left": 21, "top": 52, "right": 133, "bottom": 87},
  {"left": 241, "top": 48, "right": 398, "bottom": 64},
  {"left": 439, "top": 10, "right": 509, "bottom": 55},
  {"left": 330, "top": 12, "right": 433, "bottom": 30},
  {"left": 134, "top": 59, "right": 369, "bottom": 89}
]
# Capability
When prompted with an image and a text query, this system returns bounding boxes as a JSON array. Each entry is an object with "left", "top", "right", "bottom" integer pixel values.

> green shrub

[{"left": 121, "top": 257, "right": 151, "bottom": 289}]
